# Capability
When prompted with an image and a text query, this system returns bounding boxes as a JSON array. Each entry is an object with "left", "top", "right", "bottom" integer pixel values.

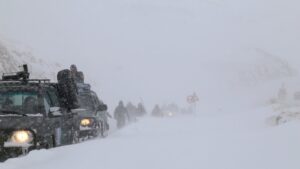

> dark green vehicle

[
  {"left": 0, "top": 65, "right": 81, "bottom": 161},
  {"left": 76, "top": 83, "right": 110, "bottom": 139}
]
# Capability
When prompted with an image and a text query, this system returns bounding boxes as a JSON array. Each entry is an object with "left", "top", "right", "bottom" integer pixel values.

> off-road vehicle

[
  {"left": 0, "top": 65, "right": 81, "bottom": 160},
  {"left": 76, "top": 82, "right": 109, "bottom": 139}
]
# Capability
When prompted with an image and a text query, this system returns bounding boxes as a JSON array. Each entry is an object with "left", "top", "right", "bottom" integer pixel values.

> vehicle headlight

[
  {"left": 168, "top": 112, "right": 173, "bottom": 116},
  {"left": 80, "top": 118, "right": 92, "bottom": 126},
  {"left": 11, "top": 130, "right": 33, "bottom": 144}
]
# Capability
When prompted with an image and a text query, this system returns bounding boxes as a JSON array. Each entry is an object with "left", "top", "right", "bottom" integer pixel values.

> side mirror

[
  {"left": 49, "top": 107, "right": 63, "bottom": 117},
  {"left": 98, "top": 104, "right": 108, "bottom": 111}
]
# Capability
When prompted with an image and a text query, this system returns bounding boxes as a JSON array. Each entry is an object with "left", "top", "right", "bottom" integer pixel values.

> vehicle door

[
  {"left": 45, "top": 87, "right": 76, "bottom": 145},
  {"left": 43, "top": 88, "right": 65, "bottom": 146}
]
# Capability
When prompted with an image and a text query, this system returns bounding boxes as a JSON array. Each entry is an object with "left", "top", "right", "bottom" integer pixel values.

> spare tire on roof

[{"left": 57, "top": 69, "right": 79, "bottom": 110}]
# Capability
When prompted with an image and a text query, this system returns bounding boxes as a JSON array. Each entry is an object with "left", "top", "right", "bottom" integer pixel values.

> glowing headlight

[
  {"left": 168, "top": 112, "right": 173, "bottom": 116},
  {"left": 11, "top": 130, "right": 33, "bottom": 144},
  {"left": 80, "top": 118, "right": 92, "bottom": 126}
]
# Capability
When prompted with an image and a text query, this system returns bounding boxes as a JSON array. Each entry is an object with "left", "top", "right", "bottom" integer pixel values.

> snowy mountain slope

[
  {"left": 188, "top": 50, "right": 300, "bottom": 118},
  {"left": 232, "top": 49, "right": 297, "bottom": 86},
  {"left": 2, "top": 108, "right": 300, "bottom": 169},
  {"left": 223, "top": 49, "right": 300, "bottom": 107},
  {"left": 0, "top": 38, "right": 61, "bottom": 81}
]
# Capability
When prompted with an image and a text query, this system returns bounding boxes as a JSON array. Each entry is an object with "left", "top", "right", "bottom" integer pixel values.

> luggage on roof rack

[
  {"left": 76, "top": 83, "right": 91, "bottom": 93},
  {"left": 57, "top": 69, "right": 80, "bottom": 109}
]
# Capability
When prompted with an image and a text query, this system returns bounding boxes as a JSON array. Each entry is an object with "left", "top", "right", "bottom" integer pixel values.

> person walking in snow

[
  {"left": 126, "top": 102, "right": 138, "bottom": 122},
  {"left": 278, "top": 84, "right": 287, "bottom": 102},
  {"left": 114, "top": 101, "right": 129, "bottom": 129},
  {"left": 136, "top": 103, "right": 147, "bottom": 117},
  {"left": 151, "top": 104, "right": 162, "bottom": 117},
  {"left": 277, "top": 84, "right": 288, "bottom": 110},
  {"left": 70, "top": 64, "right": 84, "bottom": 83}
]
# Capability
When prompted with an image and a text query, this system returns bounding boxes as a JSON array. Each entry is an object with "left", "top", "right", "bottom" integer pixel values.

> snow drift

[{"left": 2, "top": 108, "right": 300, "bottom": 169}]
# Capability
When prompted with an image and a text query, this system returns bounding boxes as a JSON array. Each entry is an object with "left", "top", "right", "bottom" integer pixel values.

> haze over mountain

[
  {"left": 0, "top": 0, "right": 299, "bottom": 109},
  {"left": 0, "top": 38, "right": 61, "bottom": 80}
]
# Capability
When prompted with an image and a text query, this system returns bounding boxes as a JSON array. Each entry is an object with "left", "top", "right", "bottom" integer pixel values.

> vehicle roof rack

[
  {"left": 27, "top": 79, "right": 51, "bottom": 83},
  {"left": 1, "top": 64, "right": 51, "bottom": 84}
]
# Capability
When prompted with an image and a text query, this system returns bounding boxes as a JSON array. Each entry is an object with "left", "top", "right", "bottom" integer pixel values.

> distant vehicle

[
  {"left": 0, "top": 65, "right": 81, "bottom": 160},
  {"left": 151, "top": 104, "right": 177, "bottom": 118},
  {"left": 160, "top": 103, "right": 179, "bottom": 117},
  {"left": 162, "top": 111, "right": 176, "bottom": 117}
]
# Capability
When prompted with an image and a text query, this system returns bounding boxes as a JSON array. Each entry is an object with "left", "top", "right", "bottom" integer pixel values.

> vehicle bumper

[
  {"left": 0, "top": 147, "right": 25, "bottom": 158},
  {"left": 0, "top": 132, "right": 34, "bottom": 159},
  {"left": 79, "top": 126, "right": 99, "bottom": 138}
]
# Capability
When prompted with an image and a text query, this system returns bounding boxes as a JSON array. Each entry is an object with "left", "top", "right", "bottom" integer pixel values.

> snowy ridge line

[{"left": 0, "top": 38, "right": 62, "bottom": 81}]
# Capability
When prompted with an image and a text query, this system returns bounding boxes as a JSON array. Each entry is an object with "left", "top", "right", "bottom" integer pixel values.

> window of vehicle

[
  {"left": 91, "top": 92, "right": 100, "bottom": 107},
  {"left": 44, "top": 92, "right": 52, "bottom": 114},
  {"left": 0, "top": 90, "right": 41, "bottom": 115},
  {"left": 44, "top": 88, "right": 60, "bottom": 114},
  {"left": 44, "top": 97, "right": 51, "bottom": 115},
  {"left": 45, "top": 88, "right": 60, "bottom": 107},
  {"left": 78, "top": 94, "right": 95, "bottom": 111}
]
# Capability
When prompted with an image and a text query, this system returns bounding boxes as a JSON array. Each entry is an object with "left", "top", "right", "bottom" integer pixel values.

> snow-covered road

[{"left": 2, "top": 107, "right": 300, "bottom": 169}]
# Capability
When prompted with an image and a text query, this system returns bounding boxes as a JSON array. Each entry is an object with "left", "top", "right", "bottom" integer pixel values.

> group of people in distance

[
  {"left": 114, "top": 101, "right": 193, "bottom": 129},
  {"left": 68, "top": 64, "right": 194, "bottom": 129},
  {"left": 113, "top": 101, "right": 147, "bottom": 129}
]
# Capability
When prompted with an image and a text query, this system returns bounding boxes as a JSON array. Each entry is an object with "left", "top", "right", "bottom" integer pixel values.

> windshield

[
  {"left": 0, "top": 90, "right": 40, "bottom": 115},
  {"left": 78, "top": 94, "right": 96, "bottom": 111}
]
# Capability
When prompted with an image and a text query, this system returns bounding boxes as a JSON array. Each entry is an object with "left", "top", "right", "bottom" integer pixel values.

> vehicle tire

[
  {"left": 72, "top": 130, "right": 80, "bottom": 144},
  {"left": 21, "top": 148, "right": 29, "bottom": 156},
  {"left": 46, "top": 136, "right": 55, "bottom": 149},
  {"left": 0, "top": 156, "right": 8, "bottom": 162},
  {"left": 0, "top": 150, "right": 9, "bottom": 162},
  {"left": 100, "top": 122, "right": 109, "bottom": 138},
  {"left": 92, "top": 122, "right": 101, "bottom": 138}
]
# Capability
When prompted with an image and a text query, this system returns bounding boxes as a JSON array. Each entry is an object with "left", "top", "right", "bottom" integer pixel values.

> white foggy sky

[{"left": 0, "top": 0, "right": 300, "bottom": 109}]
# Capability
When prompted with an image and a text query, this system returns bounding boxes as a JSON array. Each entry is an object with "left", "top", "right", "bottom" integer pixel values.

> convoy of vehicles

[
  {"left": 0, "top": 65, "right": 109, "bottom": 161},
  {"left": 0, "top": 64, "right": 195, "bottom": 162}
]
